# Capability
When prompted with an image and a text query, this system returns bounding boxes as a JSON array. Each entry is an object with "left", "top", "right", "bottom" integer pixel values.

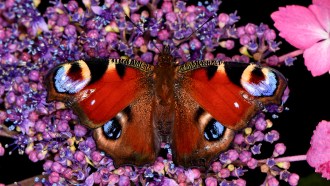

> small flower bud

[
  {"left": 74, "top": 125, "right": 87, "bottom": 137},
  {"left": 49, "top": 172, "right": 60, "bottom": 183},
  {"left": 239, "top": 150, "right": 251, "bottom": 163},
  {"left": 273, "top": 143, "right": 286, "bottom": 157},
  {"left": 218, "top": 168, "right": 230, "bottom": 178},
  {"left": 211, "top": 162, "right": 222, "bottom": 172},
  {"left": 267, "top": 176, "right": 279, "bottom": 186},
  {"left": 288, "top": 173, "right": 299, "bottom": 186},
  {"left": 205, "top": 177, "right": 217, "bottom": 186},
  {"left": 247, "top": 158, "right": 258, "bottom": 169}
]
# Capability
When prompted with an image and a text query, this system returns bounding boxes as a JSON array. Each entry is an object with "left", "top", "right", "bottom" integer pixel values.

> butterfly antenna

[
  {"left": 125, "top": 14, "right": 144, "bottom": 34},
  {"left": 125, "top": 14, "right": 162, "bottom": 53},
  {"left": 174, "top": 15, "right": 216, "bottom": 49}
]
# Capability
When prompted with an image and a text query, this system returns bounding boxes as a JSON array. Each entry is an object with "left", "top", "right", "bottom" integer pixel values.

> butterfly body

[
  {"left": 153, "top": 48, "right": 176, "bottom": 142},
  {"left": 46, "top": 49, "right": 287, "bottom": 167}
]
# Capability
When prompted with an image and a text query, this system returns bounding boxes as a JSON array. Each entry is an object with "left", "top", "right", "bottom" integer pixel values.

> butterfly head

[{"left": 157, "top": 45, "right": 175, "bottom": 67}]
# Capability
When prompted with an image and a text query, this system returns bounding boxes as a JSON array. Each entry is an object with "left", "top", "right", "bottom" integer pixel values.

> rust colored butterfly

[{"left": 46, "top": 46, "right": 287, "bottom": 167}]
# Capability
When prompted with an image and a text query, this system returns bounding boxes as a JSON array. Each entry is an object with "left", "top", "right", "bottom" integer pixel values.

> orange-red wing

[
  {"left": 172, "top": 88, "right": 235, "bottom": 167},
  {"left": 178, "top": 62, "right": 287, "bottom": 130},
  {"left": 46, "top": 59, "right": 152, "bottom": 128},
  {"left": 172, "top": 61, "right": 287, "bottom": 167},
  {"left": 46, "top": 59, "right": 159, "bottom": 167},
  {"left": 93, "top": 89, "right": 159, "bottom": 167}
]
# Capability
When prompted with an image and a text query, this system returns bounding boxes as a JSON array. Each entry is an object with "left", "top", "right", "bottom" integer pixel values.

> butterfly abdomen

[{"left": 152, "top": 59, "right": 178, "bottom": 143}]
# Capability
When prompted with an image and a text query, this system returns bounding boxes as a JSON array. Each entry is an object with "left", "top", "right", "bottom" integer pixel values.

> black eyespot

[
  {"left": 103, "top": 118, "right": 122, "bottom": 140},
  {"left": 204, "top": 119, "right": 225, "bottom": 141}
]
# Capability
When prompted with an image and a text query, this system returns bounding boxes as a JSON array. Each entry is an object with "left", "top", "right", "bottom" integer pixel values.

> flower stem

[
  {"left": 278, "top": 49, "right": 304, "bottom": 62},
  {"left": 7, "top": 174, "right": 46, "bottom": 186},
  {"left": 0, "top": 125, "right": 18, "bottom": 138},
  {"left": 258, "top": 155, "right": 307, "bottom": 164}
]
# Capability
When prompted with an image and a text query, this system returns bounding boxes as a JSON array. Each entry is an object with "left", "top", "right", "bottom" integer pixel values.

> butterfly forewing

[
  {"left": 178, "top": 61, "right": 287, "bottom": 130},
  {"left": 46, "top": 58, "right": 160, "bottom": 166}
]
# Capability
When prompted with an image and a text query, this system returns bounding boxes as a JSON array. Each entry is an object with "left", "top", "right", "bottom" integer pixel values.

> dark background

[{"left": 1, "top": 0, "right": 330, "bottom": 185}]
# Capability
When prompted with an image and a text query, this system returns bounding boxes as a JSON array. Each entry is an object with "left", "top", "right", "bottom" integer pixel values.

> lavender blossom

[{"left": 0, "top": 0, "right": 303, "bottom": 185}]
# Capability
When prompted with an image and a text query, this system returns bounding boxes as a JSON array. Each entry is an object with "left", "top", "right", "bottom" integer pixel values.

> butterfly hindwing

[
  {"left": 172, "top": 86, "right": 235, "bottom": 167},
  {"left": 93, "top": 89, "right": 160, "bottom": 166}
]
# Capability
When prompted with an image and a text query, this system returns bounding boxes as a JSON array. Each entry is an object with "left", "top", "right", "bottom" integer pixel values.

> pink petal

[
  {"left": 271, "top": 5, "right": 328, "bottom": 49},
  {"left": 307, "top": 120, "right": 330, "bottom": 167},
  {"left": 313, "top": 0, "right": 330, "bottom": 8},
  {"left": 303, "top": 39, "right": 330, "bottom": 76},
  {"left": 309, "top": 5, "right": 330, "bottom": 33},
  {"left": 316, "top": 162, "right": 330, "bottom": 180}
]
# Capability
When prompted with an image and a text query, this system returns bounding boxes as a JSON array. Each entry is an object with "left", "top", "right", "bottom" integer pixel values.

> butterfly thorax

[
  {"left": 152, "top": 51, "right": 177, "bottom": 142},
  {"left": 157, "top": 46, "right": 175, "bottom": 68}
]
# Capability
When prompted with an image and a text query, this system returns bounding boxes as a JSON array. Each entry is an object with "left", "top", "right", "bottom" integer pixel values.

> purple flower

[
  {"left": 0, "top": 0, "right": 297, "bottom": 185},
  {"left": 74, "top": 124, "right": 88, "bottom": 137},
  {"left": 185, "top": 169, "right": 200, "bottom": 183},
  {"left": 74, "top": 151, "right": 86, "bottom": 163},
  {"left": 267, "top": 158, "right": 276, "bottom": 168},
  {"left": 91, "top": 151, "right": 103, "bottom": 163},
  {"left": 251, "top": 144, "right": 262, "bottom": 155},
  {"left": 141, "top": 52, "right": 153, "bottom": 63},
  {"left": 233, "top": 134, "right": 245, "bottom": 145},
  {"left": 177, "top": 172, "right": 187, "bottom": 183},
  {"left": 266, "top": 176, "right": 279, "bottom": 186},
  {"left": 85, "top": 174, "right": 95, "bottom": 186},
  {"left": 163, "top": 177, "right": 179, "bottom": 186},
  {"left": 247, "top": 158, "right": 258, "bottom": 169},
  {"left": 205, "top": 177, "right": 217, "bottom": 186},
  {"left": 51, "top": 162, "right": 64, "bottom": 173},
  {"left": 49, "top": 172, "right": 60, "bottom": 183},
  {"left": 211, "top": 161, "right": 222, "bottom": 172},
  {"left": 118, "top": 175, "right": 130, "bottom": 186},
  {"left": 218, "top": 13, "right": 230, "bottom": 28},
  {"left": 234, "top": 178, "right": 246, "bottom": 186},
  {"left": 239, "top": 151, "right": 252, "bottom": 163},
  {"left": 264, "top": 130, "right": 280, "bottom": 143},
  {"left": 218, "top": 168, "right": 230, "bottom": 178}
]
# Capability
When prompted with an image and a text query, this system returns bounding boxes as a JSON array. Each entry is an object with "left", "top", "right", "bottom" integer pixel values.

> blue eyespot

[
  {"left": 103, "top": 119, "right": 122, "bottom": 140},
  {"left": 204, "top": 119, "right": 225, "bottom": 141},
  {"left": 242, "top": 71, "right": 277, "bottom": 97}
]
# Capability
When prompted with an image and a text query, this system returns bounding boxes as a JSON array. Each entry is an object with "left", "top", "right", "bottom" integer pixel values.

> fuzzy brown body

[
  {"left": 46, "top": 50, "right": 287, "bottom": 167},
  {"left": 152, "top": 49, "right": 178, "bottom": 143}
]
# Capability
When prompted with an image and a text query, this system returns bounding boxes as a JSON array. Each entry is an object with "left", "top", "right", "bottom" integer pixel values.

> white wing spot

[{"left": 91, "top": 99, "right": 96, "bottom": 106}]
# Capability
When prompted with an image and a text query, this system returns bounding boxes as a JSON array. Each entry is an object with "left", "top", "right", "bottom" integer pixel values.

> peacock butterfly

[{"left": 45, "top": 45, "right": 287, "bottom": 167}]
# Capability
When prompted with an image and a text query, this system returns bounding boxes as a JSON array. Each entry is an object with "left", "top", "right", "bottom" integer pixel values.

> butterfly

[{"left": 45, "top": 45, "right": 287, "bottom": 167}]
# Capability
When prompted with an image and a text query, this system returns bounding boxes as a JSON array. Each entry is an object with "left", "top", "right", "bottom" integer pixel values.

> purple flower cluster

[{"left": 0, "top": 0, "right": 297, "bottom": 185}]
